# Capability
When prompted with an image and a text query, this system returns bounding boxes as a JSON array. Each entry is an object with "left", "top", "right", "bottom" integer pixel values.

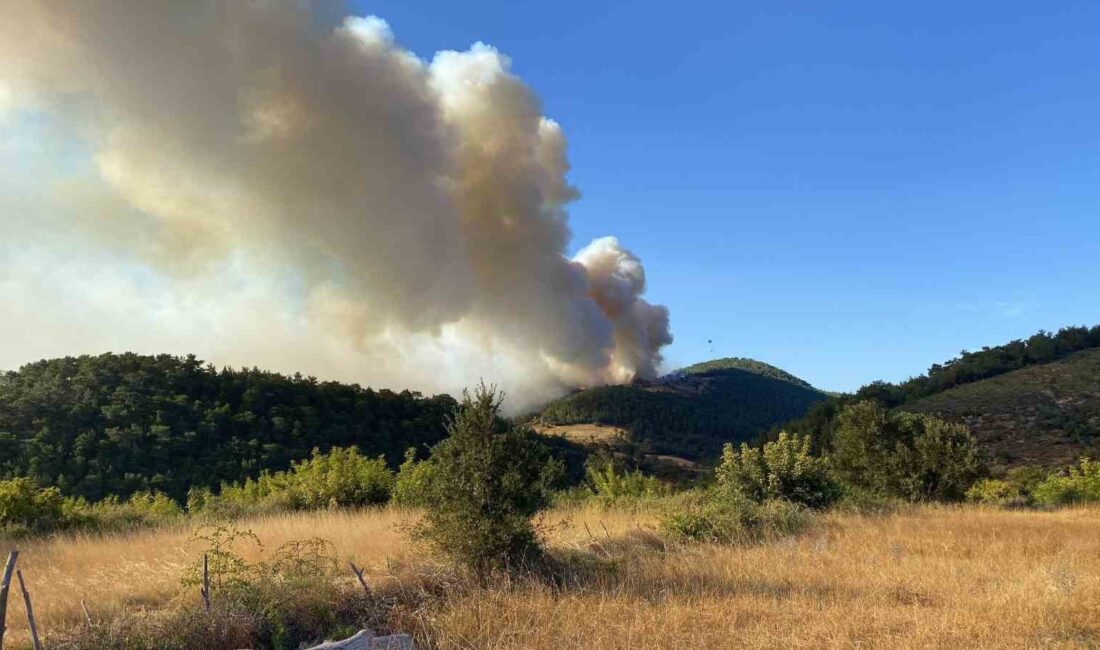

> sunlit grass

[{"left": 2, "top": 505, "right": 1098, "bottom": 648}]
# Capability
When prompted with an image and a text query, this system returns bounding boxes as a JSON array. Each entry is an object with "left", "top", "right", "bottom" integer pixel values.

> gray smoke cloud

[{"left": 0, "top": 1, "right": 671, "bottom": 409}]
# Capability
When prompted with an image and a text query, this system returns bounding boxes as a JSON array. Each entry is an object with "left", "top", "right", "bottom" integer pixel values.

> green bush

[
  {"left": 1, "top": 478, "right": 183, "bottom": 535},
  {"left": 965, "top": 479, "right": 1024, "bottom": 506},
  {"left": 190, "top": 447, "right": 395, "bottom": 517},
  {"left": 661, "top": 491, "right": 809, "bottom": 544},
  {"left": 392, "top": 448, "right": 437, "bottom": 507},
  {"left": 583, "top": 457, "right": 671, "bottom": 502},
  {"left": 1033, "top": 458, "right": 1100, "bottom": 506},
  {"left": 833, "top": 401, "right": 984, "bottom": 501},
  {"left": 279, "top": 447, "right": 394, "bottom": 509},
  {"left": 0, "top": 477, "right": 67, "bottom": 533},
  {"left": 715, "top": 432, "right": 840, "bottom": 508},
  {"left": 411, "top": 384, "right": 562, "bottom": 577}
]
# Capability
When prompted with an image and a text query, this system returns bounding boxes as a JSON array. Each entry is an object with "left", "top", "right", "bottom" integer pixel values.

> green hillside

[
  {"left": 538, "top": 361, "right": 828, "bottom": 460},
  {"left": 901, "top": 347, "right": 1100, "bottom": 469},
  {"left": 780, "top": 325, "right": 1100, "bottom": 468},
  {"left": 0, "top": 353, "right": 456, "bottom": 501}
]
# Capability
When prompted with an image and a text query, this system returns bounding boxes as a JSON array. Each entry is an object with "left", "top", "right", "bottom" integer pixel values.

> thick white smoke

[{"left": 0, "top": 1, "right": 671, "bottom": 409}]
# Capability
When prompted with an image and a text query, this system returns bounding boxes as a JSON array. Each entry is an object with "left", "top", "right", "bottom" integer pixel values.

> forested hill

[
  {"left": 670, "top": 357, "right": 814, "bottom": 389},
  {"left": 781, "top": 325, "right": 1100, "bottom": 467},
  {"left": 538, "top": 361, "right": 828, "bottom": 461},
  {"left": 0, "top": 353, "right": 455, "bottom": 501}
]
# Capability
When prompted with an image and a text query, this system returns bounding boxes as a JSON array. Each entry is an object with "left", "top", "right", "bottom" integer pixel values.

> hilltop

[
  {"left": 670, "top": 357, "right": 814, "bottom": 389},
  {"left": 537, "top": 359, "right": 828, "bottom": 461}
]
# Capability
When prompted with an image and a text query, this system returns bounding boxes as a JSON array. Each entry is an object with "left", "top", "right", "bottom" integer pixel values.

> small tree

[
  {"left": 411, "top": 384, "right": 561, "bottom": 577},
  {"left": 715, "top": 432, "right": 840, "bottom": 508},
  {"left": 832, "top": 401, "right": 984, "bottom": 501}
]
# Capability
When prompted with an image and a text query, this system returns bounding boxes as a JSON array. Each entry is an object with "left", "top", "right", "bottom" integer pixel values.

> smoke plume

[{"left": 0, "top": 1, "right": 671, "bottom": 409}]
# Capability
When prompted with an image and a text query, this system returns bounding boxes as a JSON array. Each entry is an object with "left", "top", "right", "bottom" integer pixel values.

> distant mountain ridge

[
  {"left": 537, "top": 358, "right": 828, "bottom": 460},
  {"left": 779, "top": 324, "right": 1100, "bottom": 469}
]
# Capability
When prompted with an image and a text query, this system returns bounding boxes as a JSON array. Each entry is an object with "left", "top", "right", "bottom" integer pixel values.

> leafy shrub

[
  {"left": 833, "top": 401, "right": 984, "bottom": 501},
  {"left": 190, "top": 447, "right": 395, "bottom": 517},
  {"left": 391, "top": 448, "right": 437, "bottom": 507},
  {"left": 279, "top": 447, "right": 394, "bottom": 509},
  {"left": 966, "top": 479, "right": 1024, "bottom": 506},
  {"left": 1005, "top": 465, "right": 1047, "bottom": 496},
  {"left": 411, "top": 384, "right": 562, "bottom": 577},
  {"left": 583, "top": 457, "right": 671, "bottom": 502},
  {"left": 1, "top": 479, "right": 183, "bottom": 535},
  {"left": 1033, "top": 458, "right": 1100, "bottom": 506},
  {"left": 0, "top": 477, "right": 66, "bottom": 533},
  {"left": 715, "top": 432, "right": 840, "bottom": 508},
  {"left": 661, "top": 491, "right": 809, "bottom": 544}
]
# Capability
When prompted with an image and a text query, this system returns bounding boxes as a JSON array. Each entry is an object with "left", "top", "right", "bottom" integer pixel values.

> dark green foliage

[
  {"left": 832, "top": 402, "right": 984, "bottom": 501},
  {"left": 715, "top": 432, "right": 841, "bottom": 508},
  {"left": 0, "top": 353, "right": 455, "bottom": 502},
  {"left": 540, "top": 364, "right": 828, "bottom": 461},
  {"left": 412, "top": 384, "right": 562, "bottom": 576}
]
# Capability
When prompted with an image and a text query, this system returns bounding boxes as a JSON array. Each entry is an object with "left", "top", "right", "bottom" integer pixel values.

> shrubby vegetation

[
  {"left": 189, "top": 447, "right": 395, "bottom": 517},
  {"left": 411, "top": 384, "right": 563, "bottom": 576},
  {"left": 661, "top": 491, "right": 810, "bottom": 544},
  {"left": 1032, "top": 458, "right": 1100, "bottom": 506},
  {"left": 0, "top": 352, "right": 455, "bottom": 502},
  {"left": 715, "top": 432, "right": 840, "bottom": 508},
  {"left": 0, "top": 476, "right": 182, "bottom": 536},
  {"left": 832, "top": 402, "right": 984, "bottom": 501},
  {"left": 56, "top": 525, "right": 375, "bottom": 650}
]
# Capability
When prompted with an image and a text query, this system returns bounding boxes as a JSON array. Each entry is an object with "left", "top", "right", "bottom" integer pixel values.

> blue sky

[{"left": 351, "top": 0, "right": 1100, "bottom": 391}]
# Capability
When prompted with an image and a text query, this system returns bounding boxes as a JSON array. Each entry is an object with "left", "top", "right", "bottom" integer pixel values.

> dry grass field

[{"left": 2, "top": 505, "right": 1099, "bottom": 649}]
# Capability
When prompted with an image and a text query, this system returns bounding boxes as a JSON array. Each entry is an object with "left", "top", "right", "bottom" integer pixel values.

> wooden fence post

[
  {"left": 0, "top": 550, "right": 18, "bottom": 650},
  {"left": 15, "top": 570, "right": 41, "bottom": 650},
  {"left": 200, "top": 553, "right": 211, "bottom": 612}
]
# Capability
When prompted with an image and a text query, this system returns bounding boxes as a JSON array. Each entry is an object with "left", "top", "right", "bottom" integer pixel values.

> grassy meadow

[{"left": 2, "top": 504, "right": 1098, "bottom": 649}]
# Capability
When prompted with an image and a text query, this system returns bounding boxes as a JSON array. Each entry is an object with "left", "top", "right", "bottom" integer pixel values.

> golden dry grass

[{"left": 2, "top": 505, "right": 1099, "bottom": 649}]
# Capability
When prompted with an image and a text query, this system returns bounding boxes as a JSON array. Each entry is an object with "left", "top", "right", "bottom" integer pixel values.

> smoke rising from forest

[{"left": 0, "top": 1, "right": 671, "bottom": 409}]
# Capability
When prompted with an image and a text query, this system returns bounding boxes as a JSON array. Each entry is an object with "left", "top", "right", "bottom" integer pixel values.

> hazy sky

[
  {"left": 347, "top": 0, "right": 1100, "bottom": 391},
  {"left": 1, "top": 1, "right": 1098, "bottom": 395}
]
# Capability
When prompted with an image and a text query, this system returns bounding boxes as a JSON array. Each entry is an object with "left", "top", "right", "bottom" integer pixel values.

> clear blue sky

[{"left": 351, "top": 0, "right": 1100, "bottom": 392}]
